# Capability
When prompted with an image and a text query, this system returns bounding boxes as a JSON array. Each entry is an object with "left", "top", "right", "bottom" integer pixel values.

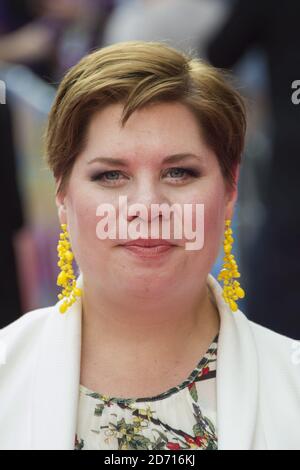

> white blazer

[{"left": 0, "top": 273, "right": 299, "bottom": 450}]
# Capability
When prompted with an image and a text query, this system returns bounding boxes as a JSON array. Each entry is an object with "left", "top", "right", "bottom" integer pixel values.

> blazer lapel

[
  {"left": 207, "top": 274, "right": 262, "bottom": 450},
  {"left": 30, "top": 273, "right": 263, "bottom": 450},
  {"left": 30, "top": 274, "right": 84, "bottom": 450}
]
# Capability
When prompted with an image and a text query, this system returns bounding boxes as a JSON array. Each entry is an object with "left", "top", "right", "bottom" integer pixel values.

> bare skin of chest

[{"left": 80, "top": 341, "right": 210, "bottom": 399}]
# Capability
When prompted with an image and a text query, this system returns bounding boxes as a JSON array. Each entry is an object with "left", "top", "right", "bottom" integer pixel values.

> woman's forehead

[{"left": 80, "top": 102, "right": 214, "bottom": 165}]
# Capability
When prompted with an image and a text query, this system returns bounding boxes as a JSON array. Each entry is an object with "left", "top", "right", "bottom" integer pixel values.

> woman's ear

[
  {"left": 225, "top": 165, "right": 240, "bottom": 221},
  {"left": 234, "top": 164, "right": 240, "bottom": 185},
  {"left": 55, "top": 179, "right": 67, "bottom": 225}
]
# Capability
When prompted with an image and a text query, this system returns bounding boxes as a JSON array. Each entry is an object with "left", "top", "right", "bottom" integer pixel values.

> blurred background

[{"left": 0, "top": 0, "right": 299, "bottom": 339}]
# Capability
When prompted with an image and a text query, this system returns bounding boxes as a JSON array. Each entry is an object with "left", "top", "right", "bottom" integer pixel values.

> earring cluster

[
  {"left": 217, "top": 219, "right": 245, "bottom": 312},
  {"left": 56, "top": 223, "right": 81, "bottom": 313}
]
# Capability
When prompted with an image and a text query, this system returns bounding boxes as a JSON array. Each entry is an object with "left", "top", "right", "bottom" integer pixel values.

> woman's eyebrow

[{"left": 87, "top": 153, "right": 203, "bottom": 166}]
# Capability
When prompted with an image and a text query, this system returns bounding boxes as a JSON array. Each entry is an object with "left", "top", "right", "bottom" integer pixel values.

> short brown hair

[{"left": 45, "top": 41, "right": 247, "bottom": 195}]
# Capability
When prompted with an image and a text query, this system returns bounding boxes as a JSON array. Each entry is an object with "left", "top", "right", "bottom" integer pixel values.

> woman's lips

[{"left": 119, "top": 239, "right": 176, "bottom": 258}]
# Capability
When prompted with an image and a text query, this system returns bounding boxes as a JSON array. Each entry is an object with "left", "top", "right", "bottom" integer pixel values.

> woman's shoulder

[
  {"left": 248, "top": 316, "right": 299, "bottom": 351},
  {"left": 247, "top": 317, "right": 300, "bottom": 383},
  {"left": 1, "top": 305, "right": 53, "bottom": 333},
  {"left": 0, "top": 305, "right": 55, "bottom": 359},
  {"left": 209, "top": 272, "right": 300, "bottom": 371}
]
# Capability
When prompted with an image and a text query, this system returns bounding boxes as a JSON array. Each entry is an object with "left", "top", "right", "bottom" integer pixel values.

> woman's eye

[
  {"left": 90, "top": 167, "right": 200, "bottom": 185},
  {"left": 164, "top": 167, "right": 199, "bottom": 181},
  {"left": 90, "top": 171, "right": 125, "bottom": 184}
]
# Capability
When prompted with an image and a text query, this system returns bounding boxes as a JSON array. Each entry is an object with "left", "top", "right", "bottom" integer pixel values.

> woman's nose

[{"left": 125, "top": 179, "right": 170, "bottom": 223}]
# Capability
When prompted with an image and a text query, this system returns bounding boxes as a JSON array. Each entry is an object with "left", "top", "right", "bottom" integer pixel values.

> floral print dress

[{"left": 74, "top": 333, "right": 219, "bottom": 450}]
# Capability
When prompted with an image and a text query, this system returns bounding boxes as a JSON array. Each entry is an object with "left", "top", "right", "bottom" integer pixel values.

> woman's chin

[{"left": 118, "top": 276, "right": 175, "bottom": 298}]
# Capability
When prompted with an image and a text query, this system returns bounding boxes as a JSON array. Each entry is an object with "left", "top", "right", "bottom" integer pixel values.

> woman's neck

[{"left": 80, "top": 279, "right": 220, "bottom": 377}]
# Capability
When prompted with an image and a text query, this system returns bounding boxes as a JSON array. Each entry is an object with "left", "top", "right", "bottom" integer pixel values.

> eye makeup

[{"left": 89, "top": 167, "right": 201, "bottom": 185}]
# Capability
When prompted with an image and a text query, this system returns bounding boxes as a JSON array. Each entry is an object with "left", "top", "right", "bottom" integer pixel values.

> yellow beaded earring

[
  {"left": 217, "top": 219, "right": 245, "bottom": 312},
  {"left": 56, "top": 223, "right": 81, "bottom": 314}
]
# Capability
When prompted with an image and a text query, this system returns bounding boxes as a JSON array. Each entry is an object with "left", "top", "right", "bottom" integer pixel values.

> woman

[{"left": 0, "top": 41, "right": 299, "bottom": 450}]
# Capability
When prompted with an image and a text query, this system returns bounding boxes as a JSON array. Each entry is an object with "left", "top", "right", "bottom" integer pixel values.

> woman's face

[{"left": 56, "top": 101, "right": 237, "bottom": 299}]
